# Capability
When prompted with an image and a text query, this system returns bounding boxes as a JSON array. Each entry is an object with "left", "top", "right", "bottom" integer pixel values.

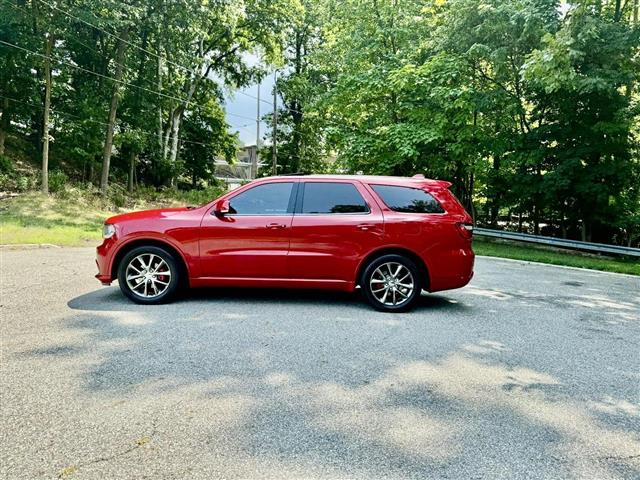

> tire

[
  {"left": 117, "top": 246, "right": 181, "bottom": 305},
  {"left": 360, "top": 254, "right": 421, "bottom": 312}
]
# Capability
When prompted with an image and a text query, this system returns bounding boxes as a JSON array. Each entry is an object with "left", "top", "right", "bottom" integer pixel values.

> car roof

[{"left": 259, "top": 174, "right": 451, "bottom": 189}]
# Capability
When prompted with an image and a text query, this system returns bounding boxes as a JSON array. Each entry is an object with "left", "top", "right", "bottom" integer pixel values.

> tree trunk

[
  {"left": 614, "top": 0, "right": 623, "bottom": 21},
  {"left": 156, "top": 38, "right": 163, "bottom": 181},
  {"left": 167, "top": 76, "right": 199, "bottom": 186},
  {"left": 518, "top": 212, "right": 523, "bottom": 233},
  {"left": 41, "top": 34, "right": 54, "bottom": 195},
  {"left": 560, "top": 208, "right": 567, "bottom": 239},
  {"left": 625, "top": 0, "right": 638, "bottom": 98},
  {"left": 100, "top": 29, "right": 129, "bottom": 194},
  {"left": 127, "top": 149, "right": 135, "bottom": 193},
  {"left": 489, "top": 155, "right": 501, "bottom": 226},
  {"left": 467, "top": 170, "right": 475, "bottom": 222},
  {"left": 162, "top": 109, "right": 173, "bottom": 162},
  {"left": 533, "top": 166, "right": 542, "bottom": 235},
  {"left": 0, "top": 96, "right": 9, "bottom": 156},
  {"left": 168, "top": 114, "right": 181, "bottom": 187}
]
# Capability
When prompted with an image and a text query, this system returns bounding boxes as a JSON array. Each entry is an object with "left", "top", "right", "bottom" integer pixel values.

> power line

[
  {"left": 0, "top": 93, "right": 221, "bottom": 149},
  {"left": 3, "top": 0, "right": 258, "bottom": 122},
  {"left": 1, "top": 92, "right": 326, "bottom": 166},
  {"left": 36, "top": 0, "right": 269, "bottom": 108},
  {"left": 6, "top": 0, "right": 312, "bottom": 124},
  {"left": 1, "top": 39, "right": 193, "bottom": 104},
  {"left": 33, "top": 0, "right": 307, "bottom": 116},
  {"left": 0, "top": 39, "right": 257, "bottom": 123},
  {"left": 35, "top": 0, "right": 203, "bottom": 80},
  {"left": 1, "top": 1, "right": 364, "bottom": 161},
  {"left": 2, "top": 0, "right": 169, "bottom": 96},
  {"left": 1, "top": 92, "right": 312, "bottom": 167}
]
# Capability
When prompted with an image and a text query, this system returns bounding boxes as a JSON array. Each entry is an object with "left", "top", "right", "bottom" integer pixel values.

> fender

[
  {"left": 354, "top": 244, "right": 433, "bottom": 290},
  {"left": 109, "top": 232, "right": 198, "bottom": 280}
]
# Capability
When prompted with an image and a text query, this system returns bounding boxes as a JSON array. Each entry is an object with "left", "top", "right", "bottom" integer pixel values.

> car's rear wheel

[
  {"left": 361, "top": 254, "right": 421, "bottom": 312},
  {"left": 117, "top": 246, "right": 180, "bottom": 304}
]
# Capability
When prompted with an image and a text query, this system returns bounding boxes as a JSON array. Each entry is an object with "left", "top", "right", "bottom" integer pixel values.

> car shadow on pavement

[{"left": 67, "top": 285, "right": 469, "bottom": 313}]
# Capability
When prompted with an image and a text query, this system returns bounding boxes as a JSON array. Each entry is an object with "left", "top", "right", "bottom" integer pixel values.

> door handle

[
  {"left": 266, "top": 222, "right": 287, "bottom": 229},
  {"left": 357, "top": 223, "right": 376, "bottom": 231}
]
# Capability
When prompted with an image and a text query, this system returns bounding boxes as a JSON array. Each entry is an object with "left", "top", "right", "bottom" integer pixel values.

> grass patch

[
  {"left": 474, "top": 238, "right": 639, "bottom": 276},
  {"left": 0, "top": 192, "right": 108, "bottom": 246},
  {"left": 0, "top": 187, "right": 220, "bottom": 246}
]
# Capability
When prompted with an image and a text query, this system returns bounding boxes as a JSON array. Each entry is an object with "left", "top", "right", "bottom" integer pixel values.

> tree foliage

[
  {"left": 269, "top": 0, "right": 640, "bottom": 245},
  {"left": 0, "top": 0, "right": 300, "bottom": 190},
  {"left": 1, "top": 0, "right": 639, "bottom": 246}
]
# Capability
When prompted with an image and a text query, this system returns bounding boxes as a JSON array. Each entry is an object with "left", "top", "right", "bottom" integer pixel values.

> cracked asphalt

[{"left": 1, "top": 247, "right": 639, "bottom": 479}]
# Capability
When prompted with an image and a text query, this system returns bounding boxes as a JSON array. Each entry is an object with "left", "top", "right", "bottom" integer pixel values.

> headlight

[{"left": 102, "top": 224, "right": 116, "bottom": 239}]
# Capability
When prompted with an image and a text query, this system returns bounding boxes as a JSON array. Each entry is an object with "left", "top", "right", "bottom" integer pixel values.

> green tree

[{"left": 523, "top": 2, "right": 640, "bottom": 240}]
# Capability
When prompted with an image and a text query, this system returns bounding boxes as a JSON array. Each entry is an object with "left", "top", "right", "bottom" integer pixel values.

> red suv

[{"left": 96, "top": 175, "right": 474, "bottom": 312}]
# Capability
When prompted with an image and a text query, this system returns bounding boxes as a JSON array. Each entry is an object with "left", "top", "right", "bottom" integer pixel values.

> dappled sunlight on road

[
  {"left": 568, "top": 295, "right": 639, "bottom": 312},
  {"left": 265, "top": 344, "right": 640, "bottom": 478},
  {"left": 589, "top": 397, "right": 640, "bottom": 417},
  {"left": 464, "top": 286, "right": 513, "bottom": 300}
]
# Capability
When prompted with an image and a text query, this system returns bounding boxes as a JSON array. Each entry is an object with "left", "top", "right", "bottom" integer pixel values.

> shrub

[
  {"left": 105, "top": 183, "right": 128, "bottom": 209},
  {"left": 15, "top": 176, "right": 32, "bottom": 192},
  {"left": 176, "top": 185, "right": 226, "bottom": 206},
  {"left": 0, "top": 155, "right": 14, "bottom": 174},
  {"left": 48, "top": 170, "right": 69, "bottom": 193},
  {"left": 0, "top": 173, "right": 10, "bottom": 190}
]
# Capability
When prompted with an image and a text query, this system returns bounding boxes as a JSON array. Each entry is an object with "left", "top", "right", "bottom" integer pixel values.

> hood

[{"left": 104, "top": 207, "right": 192, "bottom": 224}]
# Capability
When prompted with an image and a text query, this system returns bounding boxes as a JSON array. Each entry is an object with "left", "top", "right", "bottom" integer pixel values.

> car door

[
  {"left": 199, "top": 180, "right": 297, "bottom": 278},
  {"left": 287, "top": 180, "right": 385, "bottom": 282}
]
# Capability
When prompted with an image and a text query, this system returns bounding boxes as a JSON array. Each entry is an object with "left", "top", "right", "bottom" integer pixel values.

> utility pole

[
  {"left": 256, "top": 82, "right": 261, "bottom": 149},
  {"left": 272, "top": 70, "right": 278, "bottom": 176},
  {"left": 252, "top": 81, "right": 260, "bottom": 179}
]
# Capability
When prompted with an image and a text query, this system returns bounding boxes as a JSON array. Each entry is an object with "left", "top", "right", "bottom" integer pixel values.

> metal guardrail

[{"left": 474, "top": 227, "right": 640, "bottom": 258}]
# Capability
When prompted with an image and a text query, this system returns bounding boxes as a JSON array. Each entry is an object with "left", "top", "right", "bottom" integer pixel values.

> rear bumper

[{"left": 427, "top": 246, "right": 475, "bottom": 292}]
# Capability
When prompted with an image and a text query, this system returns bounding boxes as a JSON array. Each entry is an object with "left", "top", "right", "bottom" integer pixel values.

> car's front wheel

[
  {"left": 117, "top": 246, "right": 180, "bottom": 304},
  {"left": 361, "top": 254, "right": 421, "bottom": 312}
]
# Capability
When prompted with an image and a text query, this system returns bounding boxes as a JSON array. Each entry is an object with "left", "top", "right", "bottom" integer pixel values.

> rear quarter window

[{"left": 371, "top": 184, "right": 445, "bottom": 213}]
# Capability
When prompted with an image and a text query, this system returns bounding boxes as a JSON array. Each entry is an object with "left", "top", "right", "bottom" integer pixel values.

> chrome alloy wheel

[
  {"left": 125, "top": 253, "right": 172, "bottom": 299},
  {"left": 369, "top": 262, "right": 415, "bottom": 307}
]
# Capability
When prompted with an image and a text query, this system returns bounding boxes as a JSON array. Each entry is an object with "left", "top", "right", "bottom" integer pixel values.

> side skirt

[{"left": 190, "top": 276, "right": 356, "bottom": 292}]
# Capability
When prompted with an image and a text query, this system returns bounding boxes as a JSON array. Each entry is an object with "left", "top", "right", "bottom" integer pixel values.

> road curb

[{"left": 477, "top": 255, "right": 640, "bottom": 279}]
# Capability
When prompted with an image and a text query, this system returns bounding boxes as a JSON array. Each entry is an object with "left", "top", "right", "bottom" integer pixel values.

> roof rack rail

[{"left": 280, "top": 172, "right": 308, "bottom": 176}]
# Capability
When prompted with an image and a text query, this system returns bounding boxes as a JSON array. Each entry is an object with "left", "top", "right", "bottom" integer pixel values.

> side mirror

[{"left": 214, "top": 199, "right": 230, "bottom": 216}]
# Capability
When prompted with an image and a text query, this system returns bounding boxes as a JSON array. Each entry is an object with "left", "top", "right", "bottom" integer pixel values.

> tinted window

[
  {"left": 371, "top": 185, "right": 445, "bottom": 213},
  {"left": 229, "top": 182, "right": 293, "bottom": 215},
  {"left": 302, "top": 182, "right": 369, "bottom": 214}
]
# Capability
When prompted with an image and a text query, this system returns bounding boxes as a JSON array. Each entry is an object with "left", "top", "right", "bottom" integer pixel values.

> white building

[{"left": 214, "top": 145, "right": 264, "bottom": 190}]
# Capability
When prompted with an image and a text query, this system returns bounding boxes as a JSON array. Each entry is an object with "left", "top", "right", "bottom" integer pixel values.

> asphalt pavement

[{"left": 1, "top": 247, "right": 639, "bottom": 479}]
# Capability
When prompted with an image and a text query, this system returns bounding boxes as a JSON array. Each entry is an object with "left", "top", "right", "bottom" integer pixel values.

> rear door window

[
  {"left": 301, "top": 182, "right": 369, "bottom": 214},
  {"left": 371, "top": 185, "right": 445, "bottom": 213}
]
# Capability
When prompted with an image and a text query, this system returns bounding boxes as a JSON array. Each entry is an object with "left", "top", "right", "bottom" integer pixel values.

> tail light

[{"left": 456, "top": 222, "right": 473, "bottom": 240}]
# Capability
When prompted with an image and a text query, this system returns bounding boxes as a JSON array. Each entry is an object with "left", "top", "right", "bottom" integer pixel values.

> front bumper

[{"left": 95, "top": 236, "right": 118, "bottom": 285}]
